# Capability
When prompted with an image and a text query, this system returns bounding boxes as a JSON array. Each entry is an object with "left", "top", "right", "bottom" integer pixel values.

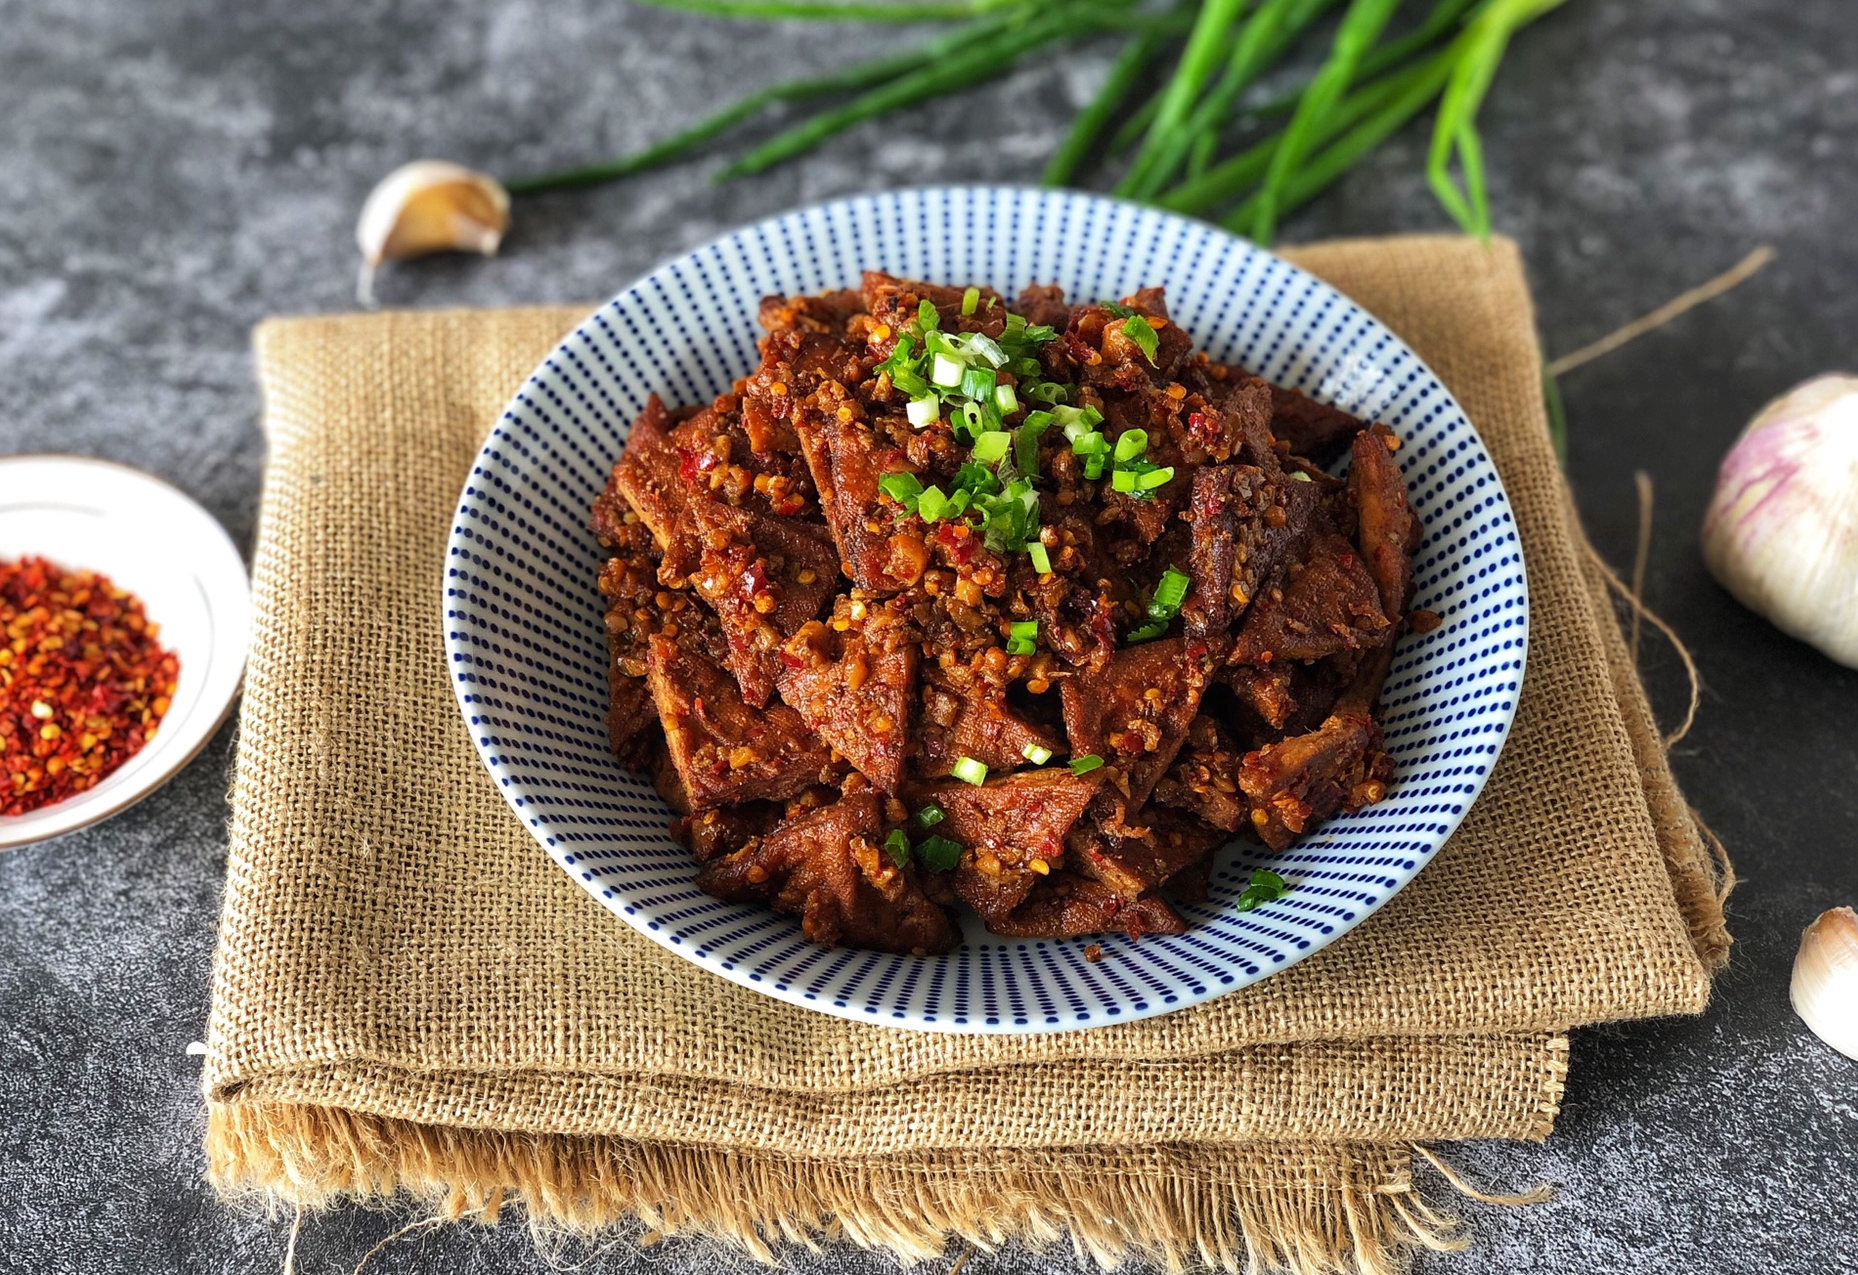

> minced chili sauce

[{"left": 0, "top": 557, "right": 179, "bottom": 816}]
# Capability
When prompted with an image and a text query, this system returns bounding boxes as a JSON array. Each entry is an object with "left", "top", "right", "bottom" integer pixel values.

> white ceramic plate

[
  {"left": 0, "top": 455, "right": 250, "bottom": 849},
  {"left": 446, "top": 187, "right": 1528, "bottom": 1032}
]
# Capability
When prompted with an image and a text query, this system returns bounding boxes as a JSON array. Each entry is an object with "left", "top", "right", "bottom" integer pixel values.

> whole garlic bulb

[
  {"left": 1793, "top": 907, "right": 1858, "bottom": 1061},
  {"left": 1701, "top": 374, "right": 1858, "bottom": 667}
]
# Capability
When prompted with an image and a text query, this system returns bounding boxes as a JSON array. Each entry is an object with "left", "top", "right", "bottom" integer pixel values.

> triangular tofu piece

[
  {"left": 913, "top": 665, "right": 1065, "bottom": 778},
  {"left": 687, "top": 497, "right": 840, "bottom": 707},
  {"left": 778, "top": 618, "right": 916, "bottom": 793},
  {"left": 909, "top": 769, "right": 1100, "bottom": 927},
  {"left": 1228, "top": 532, "right": 1390, "bottom": 665},
  {"left": 646, "top": 636, "right": 837, "bottom": 811},
  {"left": 1060, "top": 635, "right": 1210, "bottom": 811}
]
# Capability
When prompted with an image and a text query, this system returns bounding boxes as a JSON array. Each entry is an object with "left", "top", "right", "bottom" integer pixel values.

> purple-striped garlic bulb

[{"left": 1701, "top": 374, "right": 1858, "bottom": 668}]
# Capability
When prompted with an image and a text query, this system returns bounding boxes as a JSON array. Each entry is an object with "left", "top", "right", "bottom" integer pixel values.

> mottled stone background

[{"left": 1, "top": 0, "right": 1855, "bottom": 1270}]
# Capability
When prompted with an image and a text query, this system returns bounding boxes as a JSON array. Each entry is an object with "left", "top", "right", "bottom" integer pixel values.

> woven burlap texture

[{"left": 203, "top": 236, "right": 1727, "bottom": 1272}]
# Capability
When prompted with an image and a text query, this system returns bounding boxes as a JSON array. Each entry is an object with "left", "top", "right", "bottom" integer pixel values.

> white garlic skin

[
  {"left": 1792, "top": 907, "right": 1858, "bottom": 1061},
  {"left": 1701, "top": 374, "right": 1858, "bottom": 668}
]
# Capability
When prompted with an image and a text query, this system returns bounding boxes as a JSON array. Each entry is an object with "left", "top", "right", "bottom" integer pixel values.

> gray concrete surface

[{"left": 2, "top": 0, "right": 1855, "bottom": 1270}]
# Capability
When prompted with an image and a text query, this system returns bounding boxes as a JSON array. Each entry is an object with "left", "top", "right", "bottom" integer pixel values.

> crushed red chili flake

[{"left": 0, "top": 557, "right": 179, "bottom": 816}]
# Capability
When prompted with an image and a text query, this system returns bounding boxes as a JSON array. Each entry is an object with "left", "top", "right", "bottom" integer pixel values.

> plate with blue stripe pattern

[{"left": 444, "top": 186, "right": 1527, "bottom": 1034}]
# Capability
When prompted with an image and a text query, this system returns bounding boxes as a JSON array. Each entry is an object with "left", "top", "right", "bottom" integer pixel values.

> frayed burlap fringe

[{"left": 207, "top": 1102, "right": 1476, "bottom": 1275}]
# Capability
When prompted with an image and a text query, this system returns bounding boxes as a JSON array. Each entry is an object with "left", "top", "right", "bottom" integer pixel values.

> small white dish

[{"left": 0, "top": 455, "right": 250, "bottom": 849}]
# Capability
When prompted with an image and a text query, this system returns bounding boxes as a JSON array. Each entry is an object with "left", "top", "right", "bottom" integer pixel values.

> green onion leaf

[
  {"left": 971, "top": 430, "right": 1011, "bottom": 462},
  {"left": 879, "top": 471, "right": 924, "bottom": 506},
  {"left": 994, "top": 383, "right": 1019, "bottom": 415},
  {"left": 1111, "top": 468, "right": 1138, "bottom": 493},
  {"left": 967, "top": 333, "right": 1010, "bottom": 368},
  {"left": 1028, "top": 541, "right": 1052, "bottom": 574},
  {"left": 954, "top": 461, "right": 1001, "bottom": 496},
  {"left": 1026, "top": 381, "right": 1068, "bottom": 405},
  {"left": 1068, "top": 753, "right": 1105, "bottom": 776},
  {"left": 918, "top": 298, "right": 940, "bottom": 332},
  {"left": 912, "top": 802, "right": 946, "bottom": 829},
  {"left": 960, "top": 364, "right": 997, "bottom": 400},
  {"left": 1235, "top": 868, "right": 1289, "bottom": 911},
  {"left": 916, "top": 833, "right": 963, "bottom": 872},
  {"left": 1083, "top": 453, "right": 1108, "bottom": 480},
  {"left": 1006, "top": 618, "right": 1038, "bottom": 655},
  {"left": 1022, "top": 743, "right": 1054, "bottom": 764},
  {"left": 1136, "top": 464, "right": 1175, "bottom": 490},
  {"left": 961, "top": 285, "right": 980, "bottom": 316},
  {"left": 884, "top": 828, "right": 911, "bottom": 869},
  {"left": 1124, "top": 618, "right": 1169, "bottom": 643},
  {"left": 1121, "top": 316, "right": 1160, "bottom": 365},
  {"left": 1151, "top": 565, "right": 1190, "bottom": 613},
  {"left": 951, "top": 756, "right": 989, "bottom": 786},
  {"left": 1114, "top": 428, "right": 1149, "bottom": 461},
  {"left": 916, "top": 484, "right": 950, "bottom": 522}
]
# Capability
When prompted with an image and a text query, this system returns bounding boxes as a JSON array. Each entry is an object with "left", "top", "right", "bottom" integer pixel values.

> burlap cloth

[{"left": 203, "top": 236, "right": 1731, "bottom": 1273}]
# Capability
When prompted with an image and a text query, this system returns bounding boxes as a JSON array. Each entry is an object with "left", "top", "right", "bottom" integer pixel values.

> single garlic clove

[
  {"left": 354, "top": 160, "right": 511, "bottom": 305},
  {"left": 1700, "top": 373, "right": 1858, "bottom": 668},
  {"left": 1792, "top": 906, "right": 1858, "bottom": 1061}
]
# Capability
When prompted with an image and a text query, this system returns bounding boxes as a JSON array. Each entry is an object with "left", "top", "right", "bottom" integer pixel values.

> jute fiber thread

[{"left": 204, "top": 237, "right": 1727, "bottom": 1272}]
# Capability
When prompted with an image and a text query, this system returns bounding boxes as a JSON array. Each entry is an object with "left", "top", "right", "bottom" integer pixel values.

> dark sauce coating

[{"left": 590, "top": 274, "right": 1417, "bottom": 954}]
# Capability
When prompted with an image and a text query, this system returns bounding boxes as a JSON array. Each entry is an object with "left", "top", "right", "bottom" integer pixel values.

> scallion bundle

[{"left": 507, "top": 0, "right": 1569, "bottom": 240}]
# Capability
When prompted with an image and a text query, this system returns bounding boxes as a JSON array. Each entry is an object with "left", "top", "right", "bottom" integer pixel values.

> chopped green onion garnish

[
  {"left": 912, "top": 802, "right": 945, "bottom": 829},
  {"left": 954, "top": 461, "right": 1000, "bottom": 496},
  {"left": 1235, "top": 868, "right": 1289, "bottom": 912},
  {"left": 971, "top": 431, "right": 1011, "bottom": 462},
  {"left": 951, "top": 756, "right": 988, "bottom": 786},
  {"left": 1121, "top": 315, "right": 1160, "bottom": 365},
  {"left": 1083, "top": 453, "right": 1108, "bottom": 480},
  {"left": 961, "top": 286, "right": 980, "bottom": 316},
  {"left": 1290, "top": 471, "right": 1313, "bottom": 482},
  {"left": 1151, "top": 566, "right": 1190, "bottom": 612},
  {"left": 1124, "top": 618, "right": 1169, "bottom": 644},
  {"left": 916, "top": 484, "right": 950, "bottom": 522},
  {"left": 1022, "top": 408, "right": 1054, "bottom": 431},
  {"left": 1068, "top": 754, "right": 1105, "bottom": 776},
  {"left": 1111, "top": 468, "right": 1138, "bottom": 493},
  {"left": 1136, "top": 465, "right": 1175, "bottom": 490},
  {"left": 958, "top": 400, "right": 985, "bottom": 436},
  {"left": 1114, "top": 428, "right": 1149, "bottom": 462},
  {"left": 916, "top": 834, "right": 963, "bottom": 872},
  {"left": 931, "top": 352, "right": 965, "bottom": 388},
  {"left": 1022, "top": 743, "right": 1053, "bottom": 765},
  {"left": 906, "top": 396, "right": 940, "bottom": 429},
  {"left": 960, "top": 364, "right": 996, "bottom": 400},
  {"left": 879, "top": 471, "right": 923, "bottom": 506},
  {"left": 967, "top": 333, "right": 1009, "bottom": 368},
  {"left": 1015, "top": 416, "right": 1049, "bottom": 477},
  {"left": 1005, "top": 618, "right": 1037, "bottom": 655},
  {"left": 1027, "top": 541, "right": 1052, "bottom": 574},
  {"left": 993, "top": 383, "right": 1019, "bottom": 414},
  {"left": 918, "top": 298, "right": 939, "bottom": 332},
  {"left": 1027, "top": 381, "right": 1068, "bottom": 405},
  {"left": 884, "top": 828, "right": 911, "bottom": 869}
]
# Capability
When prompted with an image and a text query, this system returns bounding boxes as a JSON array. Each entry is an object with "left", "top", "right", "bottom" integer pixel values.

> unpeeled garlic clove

[
  {"left": 1700, "top": 374, "right": 1858, "bottom": 668},
  {"left": 354, "top": 160, "right": 511, "bottom": 305},
  {"left": 1792, "top": 906, "right": 1858, "bottom": 1061}
]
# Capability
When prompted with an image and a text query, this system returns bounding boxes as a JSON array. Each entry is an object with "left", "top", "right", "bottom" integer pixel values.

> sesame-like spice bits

[{"left": 0, "top": 557, "right": 179, "bottom": 816}]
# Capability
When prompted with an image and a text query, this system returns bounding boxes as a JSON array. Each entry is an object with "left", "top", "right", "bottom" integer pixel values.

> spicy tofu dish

[{"left": 589, "top": 273, "right": 1421, "bottom": 956}]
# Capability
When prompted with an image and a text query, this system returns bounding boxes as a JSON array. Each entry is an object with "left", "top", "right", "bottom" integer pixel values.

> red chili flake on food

[
  {"left": 677, "top": 447, "right": 720, "bottom": 484},
  {"left": 0, "top": 557, "right": 179, "bottom": 816}
]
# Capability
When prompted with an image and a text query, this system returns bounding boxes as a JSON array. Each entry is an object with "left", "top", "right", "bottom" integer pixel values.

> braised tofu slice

[
  {"left": 671, "top": 801, "right": 782, "bottom": 864},
  {"left": 687, "top": 497, "right": 840, "bottom": 707},
  {"left": 646, "top": 636, "right": 837, "bottom": 810},
  {"left": 1237, "top": 710, "right": 1392, "bottom": 850},
  {"left": 1350, "top": 423, "right": 1419, "bottom": 623},
  {"left": 988, "top": 871, "right": 1186, "bottom": 940},
  {"left": 1068, "top": 806, "right": 1229, "bottom": 898},
  {"left": 696, "top": 789, "right": 958, "bottom": 954},
  {"left": 913, "top": 665, "right": 1065, "bottom": 778},
  {"left": 1060, "top": 635, "right": 1211, "bottom": 810},
  {"left": 777, "top": 610, "right": 917, "bottom": 793},
  {"left": 909, "top": 769, "right": 1100, "bottom": 927},
  {"left": 1269, "top": 385, "right": 1368, "bottom": 466},
  {"left": 1228, "top": 532, "right": 1392, "bottom": 666},
  {"left": 792, "top": 412, "right": 924, "bottom": 592},
  {"left": 1153, "top": 714, "right": 1249, "bottom": 832}
]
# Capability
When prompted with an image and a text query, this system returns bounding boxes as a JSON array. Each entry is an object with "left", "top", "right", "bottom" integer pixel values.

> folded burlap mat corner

[{"left": 202, "top": 236, "right": 1730, "bottom": 1275}]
